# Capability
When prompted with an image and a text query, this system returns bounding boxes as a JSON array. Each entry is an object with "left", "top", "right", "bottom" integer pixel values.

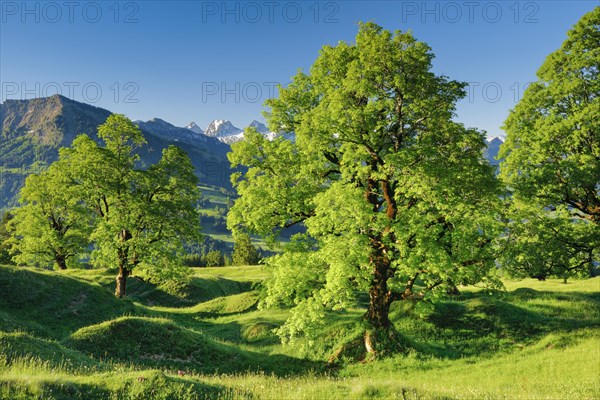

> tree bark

[
  {"left": 115, "top": 264, "right": 129, "bottom": 298},
  {"left": 115, "top": 229, "right": 132, "bottom": 298},
  {"left": 362, "top": 177, "right": 399, "bottom": 357},
  {"left": 365, "top": 270, "right": 392, "bottom": 329},
  {"left": 364, "top": 256, "right": 395, "bottom": 356},
  {"left": 55, "top": 255, "right": 67, "bottom": 270}
]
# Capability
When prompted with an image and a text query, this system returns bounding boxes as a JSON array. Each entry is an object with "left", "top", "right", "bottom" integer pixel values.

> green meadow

[{"left": 1, "top": 265, "right": 598, "bottom": 399}]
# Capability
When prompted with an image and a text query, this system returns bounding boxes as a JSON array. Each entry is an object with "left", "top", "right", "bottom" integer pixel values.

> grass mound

[
  {"left": 241, "top": 320, "right": 279, "bottom": 344},
  {"left": 0, "top": 331, "right": 99, "bottom": 372},
  {"left": 68, "top": 317, "right": 226, "bottom": 368},
  {"left": 191, "top": 291, "right": 259, "bottom": 316},
  {"left": 0, "top": 266, "right": 136, "bottom": 339},
  {"left": 129, "top": 276, "right": 253, "bottom": 308},
  {"left": 66, "top": 316, "right": 315, "bottom": 375}
]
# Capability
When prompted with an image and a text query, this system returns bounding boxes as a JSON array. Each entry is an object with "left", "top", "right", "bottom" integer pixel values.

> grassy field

[{"left": 0, "top": 264, "right": 598, "bottom": 399}]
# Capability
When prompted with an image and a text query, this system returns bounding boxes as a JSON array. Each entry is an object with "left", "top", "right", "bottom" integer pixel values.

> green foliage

[
  {"left": 0, "top": 212, "right": 14, "bottom": 265},
  {"left": 231, "top": 233, "right": 260, "bottom": 266},
  {"left": 6, "top": 162, "right": 93, "bottom": 270},
  {"left": 182, "top": 253, "right": 204, "bottom": 268},
  {"left": 229, "top": 22, "right": 502, "bottom": 346},
  {"left": 10, "top": 114, "right": 202, "bottom": 296},
  {"left": 204, "top": 250, "right": 225, "bottom": 267},
  {"left": 183, "top": 250, "right": 226, "bottom": 268},
  {"left": 499, "top": 8, "right": 600, "bottom": 280},
  {"left": 499, "top": 202, "right": 598, "bottom": 281}
]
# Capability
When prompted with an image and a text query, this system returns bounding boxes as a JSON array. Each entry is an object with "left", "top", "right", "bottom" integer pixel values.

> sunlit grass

[{"left": 1, "top": 266, "right": 599, "bottom": 399}]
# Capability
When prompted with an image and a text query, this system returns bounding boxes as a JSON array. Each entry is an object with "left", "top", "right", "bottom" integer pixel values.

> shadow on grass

[{"left": 397, "top": 288, "right": 600, "bottom": 360}]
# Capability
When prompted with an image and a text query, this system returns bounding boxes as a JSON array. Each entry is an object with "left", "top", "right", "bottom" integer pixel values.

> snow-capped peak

[
  {"left": 185, "top": 122, "right": 204, "bottom": 135},
  {"left": 204, "top": 120, "right": 242, "bottom": 138},
  {"left": 248, "top": 120, "right": 269, "bottom": 134},
  {"left": 486, "top": 135, "right": 505, "bottom": 143}
]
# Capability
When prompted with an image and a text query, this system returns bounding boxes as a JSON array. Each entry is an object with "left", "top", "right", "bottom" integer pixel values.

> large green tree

[
  {"left": 63, "top": 115, "right": 201, "bottom": 297},
  {"left": 499, "top": 8, "right": 600, "bottom": 279},
  {"left": 6, "top": 162, "right": 92, "bottom": 269},
  {"left": 228, "top": 23, "right": 502, "bottom": 356}
]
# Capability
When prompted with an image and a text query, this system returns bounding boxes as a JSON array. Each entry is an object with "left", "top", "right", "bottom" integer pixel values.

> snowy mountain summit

[
  {"left": 487, "top": 136, "right": 505, "bottom": 144},
  {"left": 204, "top": 120, "right": 243, "bottom": 138},
  {"left": 485, "top": 136, "right": 506, "bottom": 166},
  {"left": 183, "top": 119, "right": 280, "bottom": 144},
  {"left": 185, "top": 122, "right": 204, "bottom": 135},
  {"left": 248, "top": 120, "right": 269, "bottom": 134}
]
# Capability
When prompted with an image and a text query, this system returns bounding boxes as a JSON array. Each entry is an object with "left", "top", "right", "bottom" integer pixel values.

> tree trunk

[
  {"left": 364, "top": 260, "right": 394, "bottom": 357},
  {"left": 55, "top": 255, "right": 67, "bottom": 270},
  {"left": 115, "top": 265, "right": 129, "bottom": 298},
  {"left": 445, "top": 281, "right": 460, "bottom": 295},
  {"left": 362, "top": 178, "right": 400, "bottom": 358},
  {"left": 115, "top": 230, "right": 132, "bottom": 298},
  {"left": 365, "top": 276, "right": 392, "bottom": 329}
]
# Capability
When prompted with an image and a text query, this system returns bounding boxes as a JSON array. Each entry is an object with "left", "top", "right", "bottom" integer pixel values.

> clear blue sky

[{"left": 1, "top": 1, "right": 598, "bottom": 137}]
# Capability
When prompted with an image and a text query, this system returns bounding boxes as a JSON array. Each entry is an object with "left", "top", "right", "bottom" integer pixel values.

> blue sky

[{"left": 1, "top": 1, "right": 598, "bottom": 137}]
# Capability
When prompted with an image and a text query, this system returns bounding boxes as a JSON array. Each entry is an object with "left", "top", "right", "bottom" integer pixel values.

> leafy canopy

[
  {"left": 6, "top": 161, "right": 92, "bottom": 269},
  {"left": 6, "top": 114, "right": 202, "bottom": 297},
  {"left": 499, "top": 8, "right": 600, "bottom": 279},
  {"left": 60, "top": 115, "right": 201, "bottom": 284},
  {"left": 229, "top": 23, "right": 502, "bottom": 345}
]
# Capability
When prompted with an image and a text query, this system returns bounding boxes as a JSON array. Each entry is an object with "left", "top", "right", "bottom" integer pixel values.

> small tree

[
  {"left": 0, "top": 212, "right": 14, "bottom": 265},
  {"left": 499, "top": 8, "right": 600, "bottom": 279},
  {"left": 6, "top": 163, "right": 92, "bottom": 269},
  {"left": 59, "top": 114, "right": 201, "bottom": 297},
  {"left": 232, "top": 233, "right": 260, "bottom": 266},
  {"left": 204, "top": 250, "right": 224, "bottom": 267}
]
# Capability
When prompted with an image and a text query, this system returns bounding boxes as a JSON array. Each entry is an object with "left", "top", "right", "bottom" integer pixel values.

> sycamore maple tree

[
  {"left": 499, "top": 8, "right": 600, "bottom": 280},
  {"left": 61, "top": 115, "right": 201, "bottom": 297},
  {"left": 7, "top": 162, "right": 92, "bottom": 270},
  {"left": 228, "top": 23, "right": 502, "bottom": 356},
  {"left": 7, "top": 114, "right": 201, "bottom": 297}
]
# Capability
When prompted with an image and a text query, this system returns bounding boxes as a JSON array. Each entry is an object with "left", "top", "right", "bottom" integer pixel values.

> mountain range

[
  {"left": 0, "top": 95, "right": 503, "bottom": 211},
  {"left": 182, "top": 119, "right": 277, "bottom": 144},
  {"left": 0, "top": 95, "right": 232, "bottom": 210}
]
